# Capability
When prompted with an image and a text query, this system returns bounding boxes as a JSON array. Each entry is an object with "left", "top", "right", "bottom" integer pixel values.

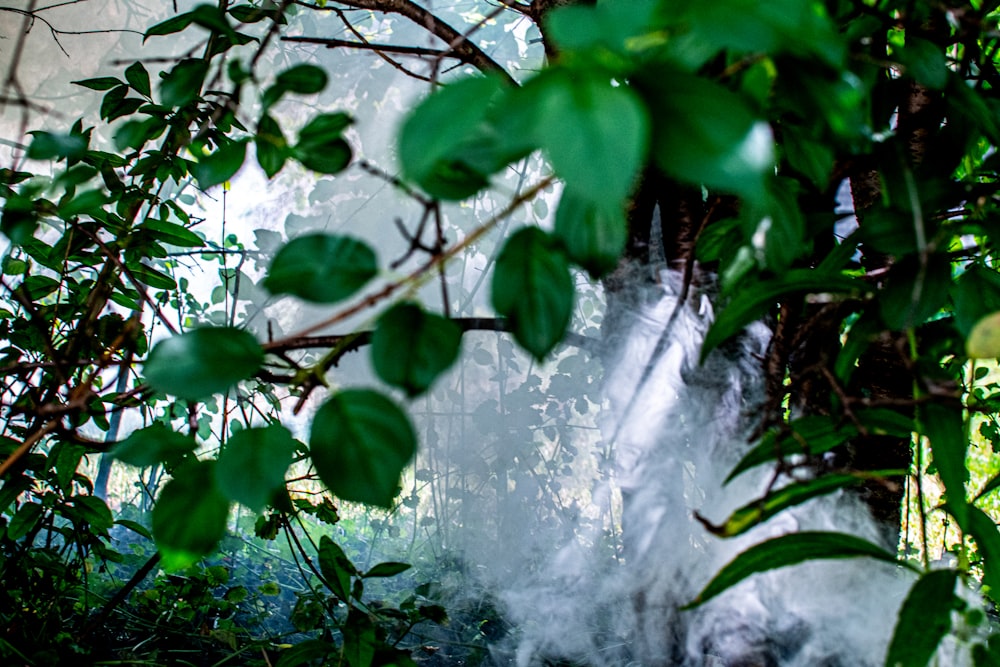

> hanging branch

[{"left": 293, "top": 0, "right": 516, "bottom": 84}]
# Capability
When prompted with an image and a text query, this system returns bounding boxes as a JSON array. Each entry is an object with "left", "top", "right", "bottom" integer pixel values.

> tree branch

[
  {"left": 282, "top": 36, "right": 454, "bottom": 59},
  {"left": 294, "top": 0, "right": 516, "bottom": 85}
]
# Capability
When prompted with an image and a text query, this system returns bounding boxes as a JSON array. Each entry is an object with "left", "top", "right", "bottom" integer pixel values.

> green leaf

[
  {"left": 58, "top": 189, "right": 109, "bottom": 218},
  {"left": 364, "top": 561, "right": 411, "bottom": 578},
  {"left": 553, "top": 189, "right": 627, "bottom": 278},
  {"left": 726, "top": 416, "right": 858, "bottom": 483},
  {"left": 492, "top": 227, "right": 574, "bottom": 361},
  {"left": 129, "top": 261, "right": 177, "bottom": 290},
  {"left": 152, "top": 460, "right": 230, "bottom": 571},
  {"left": 834, "top": 309, "right": 881, "bottom": 384},
  {"left": 293, "top": 113, "right": 352, "bottom": 174},
  {"left": 146, "top": 4, "right": 236, "bottom": 41},
  {"left": 962, "top": 505, "right": 1000, "bottom": 596},
  {"left": 704, "top": 474, "right": 875, "bottom": 538},
  {"left": 664, "top": 0, "right": 845, "bottom": 69},
  {"left": 918, "top": 403, "right": 968, "bottom": 526},
  {"left": 7, "top": 502, "right": 43, "bottom": 540},
  {"left": 275, "top": 639, "right": 333, "bottom": 667},
  {"left": 145, "top": 10, "right": 197, "bottom": 39},
  {"left": 124, "top": 61, "right": 151, "bottom": 98},
  {"left": 880, "top": 252, "right": 951, "bottom": 330},
  {"left": 533, "top": 69, "right": 649, "bottom": 203},
  {"left": 343, "top": 608, "right": 377, "bottom": 667},
  {"left": 743, "top": 176, "right": 808, "bottom": 273},
  {"left": 114, "top": 117, "right": 166, "bottom": 153},
  {"left": 72, "top": 76, "right": 124, "bottom": 91},
  {"left": 98, "top": 85, "right": 128, "bottom": 121},
  {"left": 855, "top": 408, "right": 916, "bottom": 438},
  {"left": 215, "top": 424, "right": 297, "bottom": 513},
  {"left": 545, "top": 0, "right": 661, "bottom": 61},
  {"left": 263, "top": 64, "right": 328, "bottom": 109},
  {"left": 188, "top": 4, "right": 239, "bottom": 40},
  {"left": 264, "top": 233, "right": 377, "bottom": 303},
  {"left": 111, "top": 423, "right": 197, "bottom": 468},
  {"left": 26, "top": 131, "right": 87, "bottom": 161},
  {"left": 399, "top": 75, "right": 512, "bottom": 200},
  {"left": 21, "top": 275, "right": 60, "bottom": 300},
  {"left": 230, "top": 4, "right": 287, "bottom": 24},
  {"left": 885, "top": 570, "right": 959, "bottom": 667},
  {"left": 703, "top": 270, "right": 862, "bottom": 358},
  {"left": 642, "top": 69, "right": 773, "bottom": 200},
  {"left": 309, "top": 389, "right": 417, "bottom": 508},
  {"left": 297, "top": 112, "right": 351, "bottom": 144},
  {"left": 293, "top": 137, "right": 351, "bottom": 175},
  {"left": 953, "top": 266, "right": 1000, "bottom": 339},
  {"left": 318, "top": 535, "right": 357, "bottom": 600},
  {"left": 371, "top": 303, "right": 462, "bottom": 398},
  {"left": 190, "top": 139, "right": 248, "bottom": 190},
  {"left": 144, "top": 327, "right": 264, "bottom": 401},
  {"left": 72, "top": 495, "right": 114, "bottom": 533},
  {"left": 781, "top": 124, "right": 835, "bottom": 189},
  {"left": 138, "top": 219, "right": 204, "bottom": 248},
  {"left": 2, "top": 257, "right": 26, "bottom": 275},
  {"left": 685, "top": 531, "right": 905, "bottom": 608},
  {"left": 897, "top": 37, "right": 949, "bottom": 90},
  {"left": 115, "top": 519, "right": 152, "bottom": 540},
  {"left": 53, "top": 443, "right": 85, "bottom": 490},
  {"left": 159, "top": 59, "right": 209, "bottom": 107},
  {"left": 1, "top": 205, "right": 38, "bottom": 246},
  {"left": 106, "top": 97, "right": 146, "bottom": 121},
  {"left": 256, "top": 114, "right": 289, "bottom": 179}
]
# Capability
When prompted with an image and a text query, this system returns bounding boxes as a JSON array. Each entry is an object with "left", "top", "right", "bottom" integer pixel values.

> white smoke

[{"left": 483, "top": 266, "right": 936, "bottom": 667}]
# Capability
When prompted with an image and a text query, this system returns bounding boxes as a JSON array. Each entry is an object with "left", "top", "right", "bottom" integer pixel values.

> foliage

[{"left": 6, "top": 0, "right": 1000, "bottom": 665}]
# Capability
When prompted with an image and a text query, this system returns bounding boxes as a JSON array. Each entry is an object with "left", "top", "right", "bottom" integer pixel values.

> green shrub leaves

[
  {"left": 264, "top": 233, "right": 377, "bottom": 303},
  {"left": 371, "top": 303, "right": 462, "bottom": 398},
  {"left": 686, "top": 532, "right": 908, "bottom": 608},
  {"left": 885, "top": 570, "right": 960, "bottom": 667},
  {"left": 309, "top": 390, "right": 417, "bottom": 508},
  {"left": 152, "top": 460, "right": 231, "bottom": 571},
  {"left": 554, "top": 190, "right": 627, "bottom": 278},
  {"left": 111, "top": 423, "right": 197, "bottom": 468},
  {"left": 293, "top": 113, "right": 352, "bottom": 174},
  {"left": 144, "top": 327, "right": 263, "bottom": 400},
  {"left": 216, "top": 425, "right": 298, "bottom": 513},
  {"left": 399, "top": 76, "right": 512, "bottom": 200},
  {"left": 492, "top": 227, "right": 574, "bottom": 361},
  {"left": 190, "top": 139, "right": 248, "bottom": 189}
]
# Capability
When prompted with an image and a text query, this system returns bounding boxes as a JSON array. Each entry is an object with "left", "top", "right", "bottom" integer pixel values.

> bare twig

[
  {"left": 293, "top": 0, "right": 515, "bottom": 84},
  {"left": 266, "top": 175, "right": 555, "bottom": 347}
]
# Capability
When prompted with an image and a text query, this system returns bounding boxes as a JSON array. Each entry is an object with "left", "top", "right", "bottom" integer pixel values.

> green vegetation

[{"left": 4, "top": 0, "right": 1000, "bottom": 665}]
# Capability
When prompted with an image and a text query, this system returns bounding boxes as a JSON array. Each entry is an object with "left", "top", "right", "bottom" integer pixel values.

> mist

[{"left": 434, "top": 265, "right": 965, "bottom": 667}]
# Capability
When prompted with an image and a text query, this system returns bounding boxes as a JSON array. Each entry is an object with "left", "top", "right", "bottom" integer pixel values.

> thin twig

[{"left": 265, "top": 175, "right": 554, "bottom": 347}]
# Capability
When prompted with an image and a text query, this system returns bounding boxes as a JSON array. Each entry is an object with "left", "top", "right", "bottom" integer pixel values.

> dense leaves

[{"left": 7, "top": 0, "right": 1000, "bottom": 662}]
